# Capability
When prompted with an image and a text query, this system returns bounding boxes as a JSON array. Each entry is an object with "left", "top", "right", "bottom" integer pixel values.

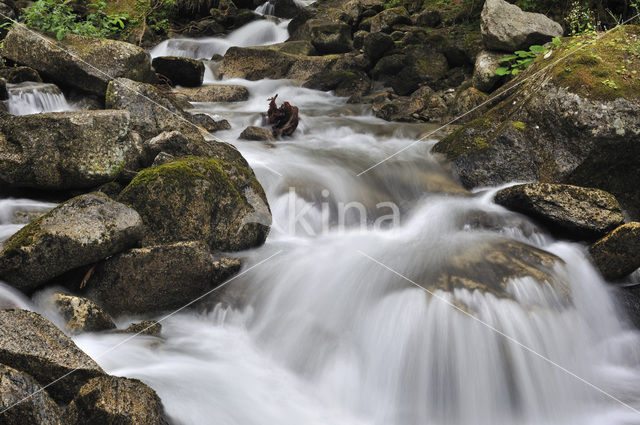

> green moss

[
  {"left": 512, "top": 121, "right": 526, "bottom": 131},
  {"left": 534, "top": 25, "right": 640, "bottom": 101},
  {"left": 1, "top": 215, "right": 44, "bottom": 257}
]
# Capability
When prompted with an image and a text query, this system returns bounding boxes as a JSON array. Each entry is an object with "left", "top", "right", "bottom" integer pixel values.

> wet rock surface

[
  {"left": 590, "top": 223, "right": 640, "bottom": 280},
  {"left": 50, "top": 293, "right": 116, "bottom": 334}
]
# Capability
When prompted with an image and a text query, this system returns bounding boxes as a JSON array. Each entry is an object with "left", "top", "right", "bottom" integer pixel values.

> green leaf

[
  {"left": 512, "top": 68, "right": 521, "bottom": 75},
  {"left": 499, "top": 55, "right": 518, "bottom": 62},
  {"left": 495, "top": 67, "right": 511, "bottom": 76},
  {"left": 515, "top": 50, "right": 529, "bottom": 57},
  {"left": 56, "top": 28, "right": 65, "bottom": 40},
  {"left": 552, "top": 37, "right": 562, "bottom": 46},
  {"left": 529, "top": 45, "right": 546, "bottom": 53}
]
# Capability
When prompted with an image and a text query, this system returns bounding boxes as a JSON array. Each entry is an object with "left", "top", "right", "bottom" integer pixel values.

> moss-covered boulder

[
  {"left": 0, "top": 193, "right": 143, "bottom": 292},
  {"left": 62, "top": 376, "right": 170, "bottom": 425},
  {"left": 82, "top": 241, "right": 241, "bottom": 315},
  {"left": 152, "top": 56, "right": 205, "bottom": 87},
  {"left": 495, "top": 183, "right": 625, "bottom": 239},
  {"left": 367, "top": 7, "right": 412, "bottom": 33},
  {"left": 49, "top": 293, "right": 116, "bottom": 334},
  {"left": 432, "top": 26, "right": 640, "bottom": 217},
  {"left": 118, "top": 156, "right": 270, "bottom": 250},
  {"left": 0, "top": 363, "right": 64, "bottom": 425},
  {"left": 308, "top": 20, "right": 353, "bottom": 54},
  {"left": 2, "top": 25, "right": 156, "bottom": 96},
  {"left": 590, "top": 223, "right": 640, "bottom": 280},
  {"left": 0, "top": 309, "right": 105, "bottom": 403},
  {"left": 0, "top": 110, "right": 143, "bottom": 191}
]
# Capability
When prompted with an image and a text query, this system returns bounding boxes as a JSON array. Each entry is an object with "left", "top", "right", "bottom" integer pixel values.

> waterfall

[
  {"left": 255, "top": 2, "right": 276, "bottom": 16},
  {"left": 6, "top": 82, "right": 74, "bottom": 115}
]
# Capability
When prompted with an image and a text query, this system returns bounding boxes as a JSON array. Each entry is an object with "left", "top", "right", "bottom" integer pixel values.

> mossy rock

[
  {"left": 432, "top": 26, "right": 640, "bottom": 218},
  {"left": 118, "top": 156, "right": 270, "bottom": 251}
]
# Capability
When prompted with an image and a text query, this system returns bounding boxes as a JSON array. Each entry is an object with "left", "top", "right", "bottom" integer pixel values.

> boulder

[
  {"left": 446, "top": 86, "right": 488, "bottom": 122},
  {"left": 118, "top": 320, "right": 162, "bottom": 337},
  {"left": 272, "top": 0, "right": 302, "bottom": 18},
  {"left": 480, "top": 0, "right": 563, "bottom": 52},
  {"left": 83, "top": 242, "right": 241, "bottom": 315},
  {"left": 189, "top": 114, "right": 232, "bottom": 132},
  {"left": 495, "top": 183, "right": 625, "bottom": 239},
  {"left": 141, "top": 130, "right": 234, "bottom": 165},
  {"left": 432, "top": 26, "right": 640, "bottom": 218},
  {"left": 152, "top": 56, "right": 205, "bottom": 87},
  {"left": 239, "top": 126, "right": 276, "bottom": 142},
  {"left": 590, "top": 223, "right": 640, "bottom": 280},
  {"left": 0, "top": 309, "right": 104, "bottom": 403},
  {"left": 472, "top": 50, "right": 505, "bottom": 93},
  {"left": 415, "top": 9, "right": 441, "bottom": 27},
  {"left": 50, "top": 293, "right": 116, "bottom": 334},
  {"left": 2, "top": 25, "right": 156, "bottom": 96},
  {"left": 105, "top": 77, "right": 202, "bottom": 141},
  {"left": 0, "top": 111, "right": 143, "bottom": 191},
  {"left": 0, "top": 193, "right": 143, "bottom": 292},
  {"left": 0, "top": 66, "right": 42, "bottom": 84},
  {"left": 367, "top": 7, "right": 411, "bottom": 33},
  {"left": 173, "top": 84, "right": 249, "bottom": 102},
  {"left": 0, "top": 363, "right": 64, "bottom": 425},
  {"left": 303, "top": 70, "right": 371, "bottom": 101},
  {"left": 118, "top": 156, "right": 270, "bottom": 250},
  {"left": 308, "top": 20, "right": 353, "bottom": 54},
  {"left": 363, "top": 32, "right": 394, "bottom": 62},
  {"left": 62, "top": 376, "right": 169, "bottom": 425}
]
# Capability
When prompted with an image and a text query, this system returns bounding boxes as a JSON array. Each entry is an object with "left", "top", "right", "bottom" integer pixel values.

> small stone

[
  {"left": 50, "top": 293, "right": 116, "bottom": 334},
  {"left": 239, "top": 126, "right": 277, "bottom": 142}
]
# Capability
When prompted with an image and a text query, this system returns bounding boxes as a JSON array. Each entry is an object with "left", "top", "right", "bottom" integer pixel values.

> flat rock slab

[
  {"left": 174, "top": 84, "right": 249, "bottom": 102},
  {"left": 590, "top": 222, "right": 640, "bottom": 280},
  {"left": 0, "top": 193, "right": 143, "bottom": 292},
  {"left": 0, "top": 309, "right": 105, "bottom": 403},
  {"left": 495, "top": 183, "right": 625, "bottom": 239}
]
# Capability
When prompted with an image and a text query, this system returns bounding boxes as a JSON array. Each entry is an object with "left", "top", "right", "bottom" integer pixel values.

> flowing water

[
  {"left": 2, "top": 21, "right": 640, "bottom": 425},
  {"left": 5, "top": 82, "right": 74, "bottom": 115}
]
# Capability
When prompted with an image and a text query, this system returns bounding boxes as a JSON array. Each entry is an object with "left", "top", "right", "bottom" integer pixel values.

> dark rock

[
  {"left": 50, "top": 293, "right": 116, "bottom": 334},
  {"left": 309, "top": 20, "right": 353, "bottom": 54},
  {"left": 190, "top": 114, "right": 232, "bottom": 132},
  {"left": 152, "top": 56, "right": 205, "bottom": 87},
  {"left": 0, "top": 66, "right": 42, "bottom": 84},
  {"left": 0, "top": 309, "right": 105, "bottom": 403},
  {"left": 481, "top": 0, "right": 563, "bottom": 52},
  {"left": 84, "top": 242, "right": 241, "bottom": 315},
  {"left": 0, "top": 111, "right": 144, "bottom": 191},
  {"left": 590, "top": 223, "right": 640, "bottom": 280},
  {"left": 0, "top": 193, "right": 143, "bottom": 292},
  {"left": 495, "top": 183, "right": 626, "bottom": 239},
  {"left": 367, "top": 7, "right": 411, "bottom": 33},
  {"left": 62, "top": 376, "right": 170, "bottom": 425},
  {"left": 174, "top": 84, "right": 249, "bottom": 102},
  {"left": 118, "top": 156, "right": 271, "bottom": 250},
  {"left": 272, "top": 0, "right": 302, "bottom": 18},
  {"left": 363, "top": 32, "right": 394, "bottom": 62},
  {"left": 239, "top": 126, "right": 276, "bottom": 142},
  {"left": 3, "top": 25, "right": 156, "bottom": 96},
  {"left": 353, "top": 30, "right": 368, "bottom": 50},
  {"left": 472, "top": 50, "right": 505, "bottom": 93},
  {"left": 0, "top": 363, "right": 64, "bottom": 425},
  {"left": 446, "top": 86, "right": 488, "bottom": 123},
  {"left": 303, "top": 70, "right": 371, "bottom": 101},
  {"left": 119, "top": 320, "right": 162, "bottom": 337},
  {"left": 415, "top": 9, "right": 441, "bottom": 27}
]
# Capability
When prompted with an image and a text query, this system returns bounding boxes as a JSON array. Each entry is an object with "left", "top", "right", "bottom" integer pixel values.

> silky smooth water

[
  {"left": 2, "top": 22, "right": 640, "bottom": 425},
  {"left": 6, "top": 82, "right": 74, "bottom": 115}
]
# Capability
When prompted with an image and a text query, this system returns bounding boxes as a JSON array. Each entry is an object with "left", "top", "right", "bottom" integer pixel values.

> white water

[
  {"left": 6, "top": 82, "right": 74, "bottom": 115},
  {"left": 3, "top": 23, "right": 640, "bottom": 425},
  {"left": 255, "top": 1, "right": 275, "bottom": 16},
  {"left": 149, "top": 18, "right": 290, "bottom": 60}
]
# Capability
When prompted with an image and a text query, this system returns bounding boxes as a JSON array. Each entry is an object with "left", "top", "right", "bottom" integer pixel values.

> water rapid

[
  {"left": 3, "top": 22, "right": 640, "bottom": 425},
  {"left": 5, "top": 82, "right": 74, "bottom": 115}
]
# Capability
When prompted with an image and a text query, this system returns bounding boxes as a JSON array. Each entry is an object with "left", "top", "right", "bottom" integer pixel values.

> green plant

[
  {"left": 495, "top": 40, "right": 561, "bottom": 76},
  {"left": 21, "top": 0, "right": 129, "bottom": 40},
  {"left": 565, "top": 1, "right": 595, "bottom": 36},
  {"left": 129, "top": 0, "right": 176, "bottom": 38}
]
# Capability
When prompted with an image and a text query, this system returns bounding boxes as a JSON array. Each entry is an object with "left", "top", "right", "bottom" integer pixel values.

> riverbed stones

[
  {"left": 0, "top": 309, "right": 105, "bottom": 403},
  {"left": 480, "top": 0, "right": 563, "bottom": 52},
  {"left": 0, "top": 110, "right": 144, "bottom": 190},
  {"left": 309, "top": 20, "right": 353, "bottom": 54},
  {"left": 50, "top": 293, "right": 116, "bottom": 334},
  {"left": 367, "top": 7, "right": 412, "bottom": 33},
  {"left": 495, "top": 183, "right": 625, "bottom": 239},
  {"left": 589, "top": 223, "right": 640, "bottom": 280},
  {"left": 173, "top": 84, "right": 249, "bottom": 102},
  {"left": 363, "top": 32, "right": 394, "bottom": 62},
  {"left": 2, "top": 25, "right": 156, "bottom": 96},
  {"left": 239, "top": 126, "right": 276, "bottom": 142},
  {"left": 0, "top": 363, "right": 64, "bottom": 425},
  {"left": 152, "top": 56, "right": 204, "bottom": 87},
  {"left": 118, "top": 156, "right": 270, "bottom": 250},
  {"left": 0, "top": 193, "right": 143, "bottom": 292},
  {"left": 303, "top": 70, "right": 371, "bottom": 100},
  {"left": 62, "top": 376, "right": 170, "bottom": 425},
  {"left": 83, "top": 242, "right": 241, "bottom": 315}
]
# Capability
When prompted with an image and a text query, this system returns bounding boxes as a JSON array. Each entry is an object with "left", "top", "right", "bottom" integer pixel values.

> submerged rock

[
  {"left": 239, "top": 126, "right": 276, "bottom": 142},
  {"left": 495, "top": 183, "right": 625, "bottom": 239},
  {"left": 0, "top": 193, "right": 143, "bottom": 292},
  {"left": 590, "top": 223, "right": 640, "bottom": 280},
  {"left": 62, "top": 376, "right": 170, "bottom": 425},
  {"left": 0, "top": 363, "right": 64, "bottom": 425},
  {"left": 173, "top": 84, "right": 249, "bottom": 102},
  {"left": 50, "top": 293, "right": 116, "bottom": 334},
  {"left": 118, "top": 156, "right": 270, "bottom": 250},
  {"left": 480, "top": 0, "right": 563, "bottom": 52},
  {"left": 2, "top": 25, "right": 156, "bottom": 96},
  {"left": 0, "top": 309, "right": 104, "bottom": 403},
  {"left": 0, "top": 110, "right": 143, "bottom": 191},
  {"left": 432, "top": 26, "right": 640, "bottom": 218},
  {"left": 84, "top": 242, "right": 241, "bottom": 315},
  {"left": 152, "top": 56, "right": 204, "bottom": 87}
]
